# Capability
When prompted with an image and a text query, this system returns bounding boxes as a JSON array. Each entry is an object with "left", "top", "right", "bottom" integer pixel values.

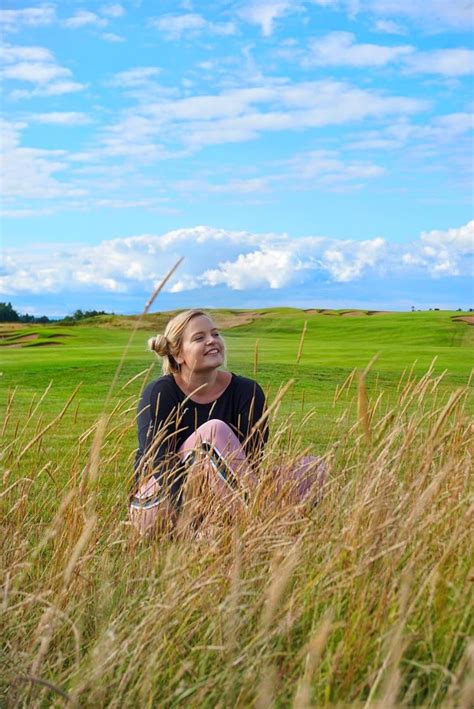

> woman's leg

[
  {"left": 177, "top": 420, "right": 253, "bottom": 519},
  {"left": 130, "top": 420, "right": 251, "bottom": 536},
  {"left": 274, "top": 455, "right": 328, "bottom": 506},
  {"left": 129, "top": 472, "right": 177, "bottom": 536}
]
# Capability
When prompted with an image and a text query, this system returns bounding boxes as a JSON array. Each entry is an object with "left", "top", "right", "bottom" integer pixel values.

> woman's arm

[
  {"left": 134, "top": 379, "right": 186, "bottom": 492},
  {"left": 237, "top": 379, "right": 269, "bottom": 461},
  {"left": 131, "top": 379, "right": 184, "bottom": 534}
]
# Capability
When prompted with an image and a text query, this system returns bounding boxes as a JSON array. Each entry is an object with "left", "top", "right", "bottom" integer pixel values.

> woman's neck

[
  {"left": 175, "top": 368, "right": 219, "bottom": 398},
  {"left": 174, "top": 368, "right": 231, "bottom": 403}
]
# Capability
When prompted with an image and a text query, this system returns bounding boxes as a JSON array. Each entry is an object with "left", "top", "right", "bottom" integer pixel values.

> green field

[
  {"left": 1, "top": 308, "right": 472, "bottom": 449},
  {"left": 1, "top": 309, "right": 473, "bottom": 706}
]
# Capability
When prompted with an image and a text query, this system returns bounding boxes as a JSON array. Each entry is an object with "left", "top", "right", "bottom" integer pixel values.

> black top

[{"left": 134, "top": 373, "right": 268, "bottom": 496}]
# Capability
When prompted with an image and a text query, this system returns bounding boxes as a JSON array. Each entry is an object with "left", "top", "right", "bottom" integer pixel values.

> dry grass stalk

[
  {"left": 1, "top": 356, "right": 472, "bottom": 706},
  {"left": 357, "top": 371, "right": 371, "bottom": 444},
  {"left": 103, "top": 257, "right": 184, "bottom": 408},
  {"left": 14, "top": 383, "right": 81, "bottom": 463},
  {"left": 254, "top": 337, "right": 260, "bottom": 378},
  {"left": 296, "top": 320, "right": 308, "bottom": 366},
  {"left": 62, "top": 513, "right": 97, "bottom": 586},
  {"left": 293, "top": 610, "right": 333, "bottom": 709},
  {"left": 261, "top": 543, "right": 301, "bottom": 634}
]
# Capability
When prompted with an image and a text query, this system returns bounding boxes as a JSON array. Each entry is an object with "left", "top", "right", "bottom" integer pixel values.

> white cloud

[
  {"left": 373, "top": 19, "right": 406, "bottom": 35},
  {"left": 101, "top": 32, "right": 125, "bottom": 42},
  {"left": 322, "top": 238, "right": 386, "bottom": 281},
  {"left": 0, "top": 119, "right": 85, "bottom": 200},
  {"left": 29, "top": 112, "right": 92, "bottom": 125},
  {"left": 1, "top": 226, "right": 381, "bottom": 295},
  {"left": 151, "top": 13, "right": 235, "bottom": 40},
  {"left": 402, "top": 221, "right": 474, "bottom": 277},
  {"left": 100, "top": 4, "right": 125, "bottom": 18},
  {"left": 123, "top": 80, "right": 426, "bottom": 153},
  {"left": 348, "top": 112, "right": 473, "bottom": 152},
  {"left": 1, "top": 44, "right": 55, "bottom": 63},
  {"left": 64, "top": 11, "right": 108, "bottom": 29},
  {"left": 0, "top": 6, "right": 55, "bottom": 32},
  {"left": 204, "top": 248, "right": 294, "bottom": 289},
  {"left": 2, "top": 61, "right": 71, "bottom": 84},
  {"left": 405, "top": 49, "right": 474, "bottom": 77},
  {"left": 303, "top": 31, "right": 413, "bottom": 67},
  {"left": 353, "top": 0, "right": 473, "bottom": 30},
  {"left": 1, "top": 43, "right": 86, "bottom": 97},
  {"left": 237, "top": 1, "right": 301, "bottom": 37},
  {"left": 109, "top": 67, "right": 162, "bottom": 87},
  {"left": 3, "top": 221, "right": 470, "bottom": 298},
  {"left": 286, "top": 149, "right": 385, "bottom": 185}
]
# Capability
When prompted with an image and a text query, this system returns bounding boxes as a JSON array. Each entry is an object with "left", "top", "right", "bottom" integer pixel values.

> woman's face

[{"left": 176, "top": 315, "right": 225, "bottom": 374}]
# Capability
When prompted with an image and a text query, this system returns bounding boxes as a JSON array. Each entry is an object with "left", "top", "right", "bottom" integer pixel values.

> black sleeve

[
  {"left": 236, "top": 379, "right": 269, "bottom": 461},
  {"left": 134, "top": 378, "right": 181, "bottom": 486}
]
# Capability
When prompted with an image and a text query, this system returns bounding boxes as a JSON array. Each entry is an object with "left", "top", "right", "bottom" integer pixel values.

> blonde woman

[
  {"left": 130, "top": 309, "right": 268, "bottom": 535},
  {"left": 130, "top": 309, "right": 327, "bottom": 536}
]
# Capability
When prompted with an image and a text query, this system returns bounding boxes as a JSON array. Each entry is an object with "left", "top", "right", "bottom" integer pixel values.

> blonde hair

[{"left": 148, "top": 309, "right": 224, "bottom": 375}]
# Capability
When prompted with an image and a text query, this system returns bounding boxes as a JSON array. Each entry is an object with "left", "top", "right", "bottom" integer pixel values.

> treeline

[
  {"left": 0, "top": 302, "right": 112, "bottom": 324},
  {"left": 0, "top": 302, "right": 50, "bottom": 323},
  {"left": 61, "top": 309, "right": 112, "bottom": 323}
]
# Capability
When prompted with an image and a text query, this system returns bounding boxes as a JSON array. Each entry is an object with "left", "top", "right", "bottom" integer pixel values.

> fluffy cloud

[
  {"left": 347, "top": 113, "right": 473, "bottom": 152},
  {"left": 0, "top": 119, "right": 85, "bottom": 200},
  {"left": 237, "top": 1, "right": 302, "bottom": 37},
  {"left": 402, "top": 222, "right": 474, "bottom": 277},
  {"left": 103, "top": 79, "right": 425, "bottom": 155},
  {"left": 405, "top": 49, "right": 474, "bottom": 77},
  {"left": 150, "top": 13, "right": 235, "bottom": 40},
  {"left": 109, "top": 67, "right": 162, "bottom": 87},
  {"left": 28, "top": 112, "right": 92, "bottom": 125},
  {"left": 352, "top": 0, "right": 472, "bottom": 30},
  {"left": 373, "top": 19, "right": 406, "bottom": 35},
  {"left": 0, "top": 6, "right": 55, "bottom": 32},
  {"left": 63, "top": 11, "right": 108, "bottom": 29},
  {"left": 1, "top": 43, "right": 86, "bottom": 97},
  {"left": 1, "top": 222, "right": 471, "bottom": 298},
  {"left": 304, "top": 32, "right": 413, "bottom": 68},
  {"left": 100, "top": 4, "right": 125, "bottom": 18}
]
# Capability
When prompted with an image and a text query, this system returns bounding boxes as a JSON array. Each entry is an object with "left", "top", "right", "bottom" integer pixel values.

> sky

[{"left": 1, "top": 0, "right": 473, "bottom": 316}]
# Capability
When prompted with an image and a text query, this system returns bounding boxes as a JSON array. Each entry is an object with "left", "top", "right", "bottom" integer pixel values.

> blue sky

[{"left": 1, "top": 0, "right": 473, "bottom": 316}]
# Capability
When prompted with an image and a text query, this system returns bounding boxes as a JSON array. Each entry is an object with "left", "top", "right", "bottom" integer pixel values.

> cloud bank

[{"left": 1, "top": 222, "right": 472, "bottom": 299}]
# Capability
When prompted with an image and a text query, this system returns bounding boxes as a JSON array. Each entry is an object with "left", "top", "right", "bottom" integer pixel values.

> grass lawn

[
  {"left": 1, "top": 309, "right": 472, "bottom": 706},
  {"left": 1, "top": 308, "right": 472, "bottom": 454}
]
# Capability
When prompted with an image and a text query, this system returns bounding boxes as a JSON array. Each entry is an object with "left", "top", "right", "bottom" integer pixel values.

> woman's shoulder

[
  {"left": 140, "top": 374, "right": 179, "bottom": 402},
  {"left": 230, "top": 373, "right": 265, "bottom": 397}
]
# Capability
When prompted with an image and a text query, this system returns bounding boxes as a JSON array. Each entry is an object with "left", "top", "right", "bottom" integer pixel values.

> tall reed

[{"left": 1, "top": 365, "right": 472, "bottom": 707}]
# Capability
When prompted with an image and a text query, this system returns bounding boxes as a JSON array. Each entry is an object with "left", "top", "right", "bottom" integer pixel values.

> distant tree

[
  {"left": 434, "top": 308, "right": 440, "bottom": 311},
  {"left": 0, "top": 302, "right": 20, "bottom": 322},
  {"left": 61, "top": 309, "right": 111, "bottom": 324}
]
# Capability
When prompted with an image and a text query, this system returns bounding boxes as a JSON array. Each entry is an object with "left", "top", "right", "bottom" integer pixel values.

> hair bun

[{"left": 148, "top": 333, "right": 169, "bottom": 356}]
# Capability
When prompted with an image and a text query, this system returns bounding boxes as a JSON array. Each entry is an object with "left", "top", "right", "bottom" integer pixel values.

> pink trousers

[{"left": 129, "top": 419, "right": 327, "bottom": 536}]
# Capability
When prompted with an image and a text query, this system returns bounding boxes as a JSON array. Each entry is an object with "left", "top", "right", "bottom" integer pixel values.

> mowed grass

[
  {"left": 1, "top": 309, "right": 473, "bottom": 706},
  {"left": 1, "top": 309, "right": 472, "bottom": 445}
]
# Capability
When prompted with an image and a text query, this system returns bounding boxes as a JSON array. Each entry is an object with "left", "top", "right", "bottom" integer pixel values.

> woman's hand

[{"left": 129, "top": 475, "right": 176, "bottom": 536}]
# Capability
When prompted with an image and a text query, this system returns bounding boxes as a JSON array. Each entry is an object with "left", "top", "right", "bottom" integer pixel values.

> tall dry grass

[{"left": 1, "top": 362, "right": 473, "bottom": 707}]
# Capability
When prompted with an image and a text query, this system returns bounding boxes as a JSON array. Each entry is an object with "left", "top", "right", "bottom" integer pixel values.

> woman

[
  {"left": 130, "top": 309, "right": 327, "bottom": 536},
  {"left": 130, "top": 309, "right": 268, "bottom": 535}
]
